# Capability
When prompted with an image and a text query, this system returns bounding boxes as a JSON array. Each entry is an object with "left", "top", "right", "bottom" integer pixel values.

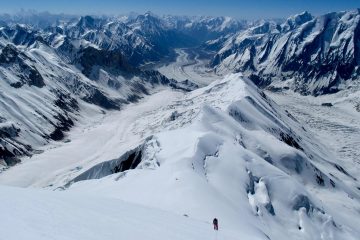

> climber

[{"left": 213, "top": 218, "right": 218, "bottom": 231}]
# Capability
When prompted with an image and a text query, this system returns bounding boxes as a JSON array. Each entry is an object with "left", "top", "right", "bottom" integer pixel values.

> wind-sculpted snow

[
  {"left": 210, "top": 10, "right": 360, "bottom": 96},
  {"left": 2, "top": 73, "right": 356, "bottom": 239},
  {"left": 63, "top": 74, "right": 359, "bottom": 240}
]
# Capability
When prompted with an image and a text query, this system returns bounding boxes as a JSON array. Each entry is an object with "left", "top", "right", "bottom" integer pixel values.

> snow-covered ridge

[
  {"left": 67, "top": 74, "right": 360, "bottom": 240},
  {"left": 209, "top": 9, "right": 360, "bottom": 95},
  {"left": 68, "top": 74, "right": 359, "bottom": 240},
  {"left": 1, "top": 73, "right": 358, "bottom": 239}
]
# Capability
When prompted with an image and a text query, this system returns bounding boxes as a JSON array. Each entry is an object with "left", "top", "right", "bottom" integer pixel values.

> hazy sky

[{"left": 0, "top": 0, "right": 359, "bottom": 19}]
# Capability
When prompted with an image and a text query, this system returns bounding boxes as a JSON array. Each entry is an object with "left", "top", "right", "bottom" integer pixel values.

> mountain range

[
  {"left": 209, "top": 10, "right": 360, "bottom": 95},
  {"left": 0, "top": 9, "right": 359, "bottom": 240}
]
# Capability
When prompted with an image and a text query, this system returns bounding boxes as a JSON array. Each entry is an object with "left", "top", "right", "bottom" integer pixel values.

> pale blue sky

[{"left": 0, "top": 0, "right": 359, "bottom": 18}]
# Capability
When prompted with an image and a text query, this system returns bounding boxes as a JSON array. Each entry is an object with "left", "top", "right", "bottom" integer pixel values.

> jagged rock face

[
  {"left": 75, "top": 47, "right": 134, "bottom": 78},
  {"left": 0, "top": 25, "right": 38, "bottom": 46},
  {"left": 0, "top": 44, "right": 45, "bottom": 88},
  {"left": 210, "top": 10, "right": 360, "bottom": 95}
]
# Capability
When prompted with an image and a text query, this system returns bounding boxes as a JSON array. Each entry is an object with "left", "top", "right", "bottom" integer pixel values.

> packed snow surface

[
  {"left": 0, "top": 186, "right": 253, "bottom": 240},
  {"left": 1, "top": 73, "right": 360, "bottom": 240}
]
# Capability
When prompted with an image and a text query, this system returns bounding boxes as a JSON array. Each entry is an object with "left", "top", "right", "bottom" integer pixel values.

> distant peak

[
  {"left": 282, "top": 11, "right": 313, "bottom": 31},
  {"left": 298, "top": 11, "right": 311, "bottom": 17},
  {"left": 77, "top": 15, "right": 97, "bottom": 28},
  {"left": 288, "top": 11, "right": 313, "bottom": 22},
  {"left": 144, "top": 11, "right": 158, "bottom": 18}
]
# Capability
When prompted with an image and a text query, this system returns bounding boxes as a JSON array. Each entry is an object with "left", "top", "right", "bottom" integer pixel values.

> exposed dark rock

[
  {"left": 66, "top": 143, "right": 146, "bottom": 186},
  {"left": 9, "top": 82, "right": 23, "bottom": 88},
  {"left": 81, "top": 88, "right": 122, "bottom": 110},
  {"left": 284, "top": 110, "right": 299, "bottom": 123},
  {"left": 316, "top": 174, "right": 325, "bottom": 186},
  {"left": 53, "top": 90, "right": 79, "bottom": 112},
  {"left": 247, "top": 171, "right": 275, "bottom": 216},
  {"left": 169, "top": 79, "right": 199, "bottom": 92},
  {"left": 279, "top": 132, "right": 303, "bottom": 151},
  {"left": 169, "top": 111, "right": 180, "bottom": 121},
  {"left": 112, "top": 150, "right": 142, "bottom": 174},
  {"left": 355, "top": 103, "right": 360, "bottom": 112},
  {"left": 321, "top": 103, "right": 333, "bottom": 107},
  {"left": 0, "top": 147, "right": 20, "bottom": 166},
  {"left": 0, "top": 137, "right": 31, "bottom": 167},
  {"left": 126, "top": 94, "right": 142, "bottom": 103},
  {"left": 49, "top": 128, "right": 65, "bottom": 141},
  {"left": 0, "top": 44, "right": 45, "bottom": 88},
  {"left": 49, "top": 114, "right": 74, "bottom": 141},
  {"left": 75, "top": 46, "right": 134, "bottom": 78},
  {"left": 330, "top": 179, "right": 336, "bottom": 187},
  {"left": 265, "top": 203, "right": 275, "bottom": 216},
  {"left": 292, "top": 194, "right": 312, "bottom": 213},
  {"left": 0, "top": 44, "right": 19, "bottom": 63},
  {"left": 333, "top": 163, "right": 357, "bottom": 180},
  {"left": 0, "top": 124, "right": 20, "bottom": 138},
  {"left": 27, "top": 67, "right": 45, "bottom": 88},
  {"left": 247, "top": 171, "right": 259, "bottom": 195},
  {"left": 334, "top": 164, "right": 349, "bottom": 175},
  {"left": 0, "top": 122, "right": 30, "bottom": 166}
]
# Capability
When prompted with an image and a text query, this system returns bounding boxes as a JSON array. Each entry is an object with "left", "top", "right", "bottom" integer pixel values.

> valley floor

[{"left": 157, "top": 48, "right": 220, "bottom": 86}]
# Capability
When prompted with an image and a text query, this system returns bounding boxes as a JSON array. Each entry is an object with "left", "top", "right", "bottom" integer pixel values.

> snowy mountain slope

[
  {"left": 1, "top": 74, "right": 359, "bottom": 240},
  {"left": 209, "top": 10, "right": 360, "bottom": 95},
  {"left": 0, "top": 11, "right": 247, "bottom": 169},
  {"left": 0, "top": 186, "right": 256, "bottom": 240},
  {"left": 0, "top": 30, "right": 192, "bottom": 169},
  {"left": 0, "top": 12, "right": 248, "bottom": 168}
]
